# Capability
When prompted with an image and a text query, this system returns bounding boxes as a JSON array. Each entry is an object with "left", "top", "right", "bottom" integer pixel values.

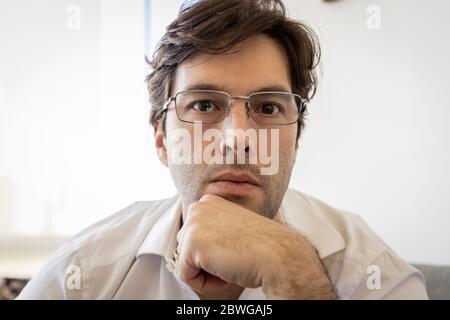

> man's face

[{"left": 155, "top": 34, "right": 299, "bottom": 219}]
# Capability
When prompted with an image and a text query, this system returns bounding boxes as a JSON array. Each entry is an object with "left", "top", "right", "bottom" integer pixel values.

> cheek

[
  {"left": 284, "top": 125, "right": 298, "bottom": 147},
  {"left": 277, "top": 127, "right": 298, "bottom": 163},
  {"left": 164, "top": 112, "right": 193, "bottom": 163},
  {"left": 164, "top": 111, "right": 179, "bottom": 136},
  {"left": 256, "top": 127, "right": 297, "bottom": 153}
]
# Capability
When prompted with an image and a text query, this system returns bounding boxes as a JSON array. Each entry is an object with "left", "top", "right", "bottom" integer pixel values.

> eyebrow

[{"left": 182, "top": 83, "right": 292, "bottom": 94}]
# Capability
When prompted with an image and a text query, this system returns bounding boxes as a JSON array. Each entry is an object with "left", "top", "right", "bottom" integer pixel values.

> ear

[{"left": 154, "top": 121, "right": 168, "bottom": 167}]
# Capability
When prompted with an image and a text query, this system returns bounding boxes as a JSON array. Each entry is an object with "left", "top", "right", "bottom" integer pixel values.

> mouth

[{"left": 207, "top": 171, "right": 261, "bottom": 196}]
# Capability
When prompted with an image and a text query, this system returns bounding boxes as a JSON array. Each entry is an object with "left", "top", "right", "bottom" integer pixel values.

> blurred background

[{"left": 1, "top": 0, "right": 450, "bottom": 294}]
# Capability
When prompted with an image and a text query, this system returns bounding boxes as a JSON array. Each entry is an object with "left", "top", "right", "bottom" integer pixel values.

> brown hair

[{"left": 145, "top": 0, "right": 321, "bottom": 140}]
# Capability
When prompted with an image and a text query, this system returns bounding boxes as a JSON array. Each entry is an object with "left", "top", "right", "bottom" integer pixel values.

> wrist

[
  {"left": 261, "top": 231, "right": 337, "bottom": 299},
  {"left": 263, "top": 263, "right": 337, "bottom": 299}
]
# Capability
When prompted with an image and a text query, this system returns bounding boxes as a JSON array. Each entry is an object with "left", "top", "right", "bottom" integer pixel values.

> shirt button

[{"left": 165, "top": 262, "right": 175, "bottom": 273}]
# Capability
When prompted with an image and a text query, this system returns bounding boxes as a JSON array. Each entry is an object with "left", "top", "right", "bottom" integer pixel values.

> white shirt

[{"left": 17, "top": 188, "right": 428, "bottom": 299}]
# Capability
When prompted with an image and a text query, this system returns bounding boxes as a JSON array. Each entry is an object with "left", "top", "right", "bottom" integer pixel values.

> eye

[
  {"left": 191, "top": 100, "right": 219, "bottom": 112},
  {"left": 255, "top": 103, "right": 282, "bottom": 115}
]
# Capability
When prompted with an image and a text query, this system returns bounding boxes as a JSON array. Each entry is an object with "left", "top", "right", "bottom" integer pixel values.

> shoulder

[
  {"left": 67, "top": 195, "right": 179, "bottom": 269},
  {"left": 285, "top": 188, "right": 391, "bottom": 259},
  {"left": 283, "top": 188, "right": 427, "bottom": 299},
  {"left": 18, "top": 195, "right": 178, "bottom": 299}
]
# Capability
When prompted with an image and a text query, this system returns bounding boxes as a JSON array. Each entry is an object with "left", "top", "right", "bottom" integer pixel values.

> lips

[
  {"left": 210, "top": 171, "right": 260, "bottom": 186},
  {"left": 206, "top": 171, "right": 261, "bottom": 196}
]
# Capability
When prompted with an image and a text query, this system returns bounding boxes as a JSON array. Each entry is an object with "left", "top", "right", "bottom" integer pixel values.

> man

[{"left": 18, "top": 0, "right": 428, "bottom": 299}]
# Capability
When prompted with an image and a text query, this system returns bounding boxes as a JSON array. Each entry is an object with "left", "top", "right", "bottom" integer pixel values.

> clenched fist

[{"left": 174, "top": 194, "right": 337, "bottom": 299}]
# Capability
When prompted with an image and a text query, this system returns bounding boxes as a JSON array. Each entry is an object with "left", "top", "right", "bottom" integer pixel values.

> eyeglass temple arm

[
  {"left": 162, "top": 97, "right": 176, "bottom": 112},
  {"left": 300, "top": 98, "right": 309, "bottom": 113}
]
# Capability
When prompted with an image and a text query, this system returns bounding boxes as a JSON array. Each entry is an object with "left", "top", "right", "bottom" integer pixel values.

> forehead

[{"left": 171, "top": 34, "right": 292, "bottom": 95}]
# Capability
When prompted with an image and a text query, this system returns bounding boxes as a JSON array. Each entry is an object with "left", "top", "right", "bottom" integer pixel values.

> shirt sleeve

[
  {"left": 16, "top": 240, "right": 84, "bottom": 300},
  {"left": 347, "top": 250, "right": 429, "bottom": 300}
]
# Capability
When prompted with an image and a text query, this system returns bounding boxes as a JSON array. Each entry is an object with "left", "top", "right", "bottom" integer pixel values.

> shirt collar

[
  {"left": 279, "top": 189, "right": 346, "bottom": 259},
  {"left": 136, "top": 196, "right": 182, "bottom": 262},
  {"left": 137, "top": 189, "right": 346, "bottom": 261}
]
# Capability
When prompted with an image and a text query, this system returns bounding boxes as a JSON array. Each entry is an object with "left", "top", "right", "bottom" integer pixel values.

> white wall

[
  {"left": 285, "top": 0, "right": 450, "bottom": 265},
  {"left": 0, "top": 0, "right": 176, "bottom": 238},
  {"left": 1, "top": 0, "right": 449, "bottom": 268}
]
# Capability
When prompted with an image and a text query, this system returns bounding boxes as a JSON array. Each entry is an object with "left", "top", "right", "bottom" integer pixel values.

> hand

[{"left": 175, "top": 194, "right": 337, "bottom": 299}]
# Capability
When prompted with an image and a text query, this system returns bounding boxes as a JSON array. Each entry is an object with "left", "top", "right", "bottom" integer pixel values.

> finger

[
  {"left": 185, "top": 270, "right": 229, "bottom": 294},
  {"left": 176, "top": 224, "right": 185, "bottom": 247},
  {"left": 177, "top": 202, "right": 199, "bottom": 244},
  {"left": 175, "top": 246, "right": 204, "bottom": 291},
  {"left": 198, "top": 193, "right": 219, "bottom": 203},
  {"left": 175, "top": 242, "right": 229, "bottom": 294},
  {"left": 177, "top": 254, "right": 229, "bottom": 294}
]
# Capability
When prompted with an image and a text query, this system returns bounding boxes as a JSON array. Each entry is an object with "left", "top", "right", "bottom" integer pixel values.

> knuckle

[
  {"left": 199, "top": 194, "right": 214, "bottom": 202},
  {"left": 187, "top": 202, "right": 202, "bottom": 216},
  {"left": 186, "top": 202, "right": 208, "bottom": 222},
  {"left": 176, "top": 265, "right": 188, "bottom": 282},
  {"left": 184, "top": 224, "right": 203, "bottom": 245}
]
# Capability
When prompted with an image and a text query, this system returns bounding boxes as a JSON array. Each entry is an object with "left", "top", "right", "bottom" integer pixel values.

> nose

[{"left": 218, "top": 99, "right": 256, "bottom": 160}]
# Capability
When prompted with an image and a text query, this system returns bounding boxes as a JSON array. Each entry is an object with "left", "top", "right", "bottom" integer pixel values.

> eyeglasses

[{"left": 162, "top": 89, "right": 308, "bottom": 126}]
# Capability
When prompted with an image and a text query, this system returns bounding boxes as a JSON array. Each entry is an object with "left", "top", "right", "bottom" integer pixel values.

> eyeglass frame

[{"left": 161, "top": 89, "right": 309, "bottom": 126}]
